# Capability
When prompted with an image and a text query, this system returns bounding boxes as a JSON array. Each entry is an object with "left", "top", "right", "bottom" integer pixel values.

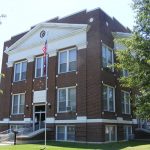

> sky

[{"left": 0, "top": 0, "right": 135, "bottom": 71}]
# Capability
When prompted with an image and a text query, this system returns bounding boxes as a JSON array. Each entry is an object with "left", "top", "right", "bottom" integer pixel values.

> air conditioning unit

[
  {"left": 66, "top": 106, "right": 76, "bottom": 112},
  {"left": 66, "top": 106, "right": 71, "bottom": 112}
]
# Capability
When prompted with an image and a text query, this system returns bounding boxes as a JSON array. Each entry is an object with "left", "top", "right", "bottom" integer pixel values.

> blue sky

[{"left": 0, "top": 0, "right": 134, "bottom": 70}]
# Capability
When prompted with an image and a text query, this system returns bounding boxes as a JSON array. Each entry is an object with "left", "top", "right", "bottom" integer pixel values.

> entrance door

[{"left": 34, "top": 105, "right": 45, "bottom": 130}]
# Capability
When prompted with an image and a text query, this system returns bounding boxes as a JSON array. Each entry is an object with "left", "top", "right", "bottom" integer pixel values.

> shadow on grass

[{"left": 36, "top": 140, "right": 150, "bottom": 150}]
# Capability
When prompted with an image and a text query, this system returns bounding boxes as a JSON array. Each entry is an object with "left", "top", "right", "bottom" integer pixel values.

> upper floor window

[
  {"left": 103, "top": 84, "right": 115, "bottom": 112},
  {"left": 57, "top": 87, "right": 76, "bottom": 113},
  {"left": 58, "top": 48, "right": 77, "bottom": 73},
  {"left": 121, "top": 69, "right": 129, "bottom": 77},
  {"left": 121, "top": 91, "right": 131, "bottom": 114},
  {"left": 35, "top": 56, "right": 46, "bottom": 78},
  {"left": 14, "top": 61, "right": 27, "bottom": 82},
  {"left": 102, "top": 44, "right": 114, "bottom": 70},
  {"left": 12, "top": 93, "right": 25, "bottom": 115}
]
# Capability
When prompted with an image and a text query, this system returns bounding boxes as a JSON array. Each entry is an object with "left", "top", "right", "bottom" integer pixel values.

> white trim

[
  {"left": 77, "top": 116, "right": 87, "bottom": 123},
  {"left": 46, "top": 117, "right": 137, "bottom": 124},
  {"left": 46, "top": 117, "right": 55, "bottom": 123},
  {"left": 0, "top": 118, "right": 138, "bottom": 124},
  {"left": 6, "top": 61, "right": 13, "bottom": 67},
  {"left": 0, "top": 120, "right": 33, "bottom": 124},
  {"left": 24, "top": 118, "right": 32, "bottom": 122},
  {"left": 132, "top": 119, "right": 138, "bottom": 124},
  {"left": 27, "top": 56, "right": 34, "bottom": 62}
]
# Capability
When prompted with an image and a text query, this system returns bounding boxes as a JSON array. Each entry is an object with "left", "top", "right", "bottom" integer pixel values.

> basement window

[{"left": 56, "top": 125, "right": 75, "bottom": 141}]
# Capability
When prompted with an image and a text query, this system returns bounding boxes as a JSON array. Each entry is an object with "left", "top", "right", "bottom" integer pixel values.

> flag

[{"left": 42, "top": 40, "right": 47, "bottom": 76}]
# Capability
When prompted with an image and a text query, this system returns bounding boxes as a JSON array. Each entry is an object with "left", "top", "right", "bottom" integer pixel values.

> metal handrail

[{"left": 17, "top": 122, "right": 45, "bottom": 136}]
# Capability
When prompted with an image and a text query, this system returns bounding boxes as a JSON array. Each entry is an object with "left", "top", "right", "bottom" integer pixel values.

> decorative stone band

[{"left": 0, "top": 117, "right": 137, "bottom": 124}]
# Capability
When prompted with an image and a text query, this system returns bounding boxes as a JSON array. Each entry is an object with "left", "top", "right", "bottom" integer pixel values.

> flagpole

[
  {"left": 44, "top": 50, "right": 48, "bottom": 148},
  {"left": 40, "top": 30, "right": 48, "bottom": 149}
]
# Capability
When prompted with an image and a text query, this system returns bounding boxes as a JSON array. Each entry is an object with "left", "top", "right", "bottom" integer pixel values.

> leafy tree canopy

[{"left": 115, "top": 0, "right": 150, "bottom": 119}]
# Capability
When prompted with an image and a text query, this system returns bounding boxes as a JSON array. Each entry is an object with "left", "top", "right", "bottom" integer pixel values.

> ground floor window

[
  {"left": 105, "top": 125, "right": 117, "bottom": 142},
  {"left": 124, "top": 126, "right": 132, "bottom": 140},
  {"left": 56, "top": 125, "right": 75, "bottom": 141}
]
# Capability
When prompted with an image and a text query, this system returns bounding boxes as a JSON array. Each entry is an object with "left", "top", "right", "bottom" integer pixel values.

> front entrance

[{"left": 34, "top": 105, "right": 45, "bottom": 130}]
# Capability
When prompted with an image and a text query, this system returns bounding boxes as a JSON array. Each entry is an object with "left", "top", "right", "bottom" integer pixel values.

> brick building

[{"left": 0, "top": 8, "right": 137, "bottom": 142}]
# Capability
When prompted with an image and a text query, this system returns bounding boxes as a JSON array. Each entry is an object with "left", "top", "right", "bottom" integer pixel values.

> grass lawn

[{"left": 0, "top": 140, "right": 150, "bottom": 150}]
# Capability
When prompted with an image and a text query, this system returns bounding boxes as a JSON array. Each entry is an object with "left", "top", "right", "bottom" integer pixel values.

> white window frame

[
  {"left": 58, "top": 47, "right": 77, "bottom": 74},
  {"left": 35, "top": 56, "right": 45, "bottom": 78},
  {"left": 56, "top": 125, "right": 75, "bottom": 141},
  {"left": 124, "top": 125, "right": 132, "bottom": 140},
  {"left": 121, "top": 91, "right": 131, "bottom": 114},
  {"left": 122, "top": 69, "right": 129, "bottom": 77},
  {"left": 13, "top": 60, "right": 27, "bottom": 82},
  {"left": 102, "top": 44, "right": 114, "bottom": 71},
  {"left": 12, "top": 93, "right": 25, "bottom": 115},
  {"left": 105, "top": 125, "right": 117, "bottom": 142},
  {"left": 103, "top": 84, "right": 115, "bottom": 112},
  {"left": 57, "top": 86, "right": 76, "bottom": 113}
]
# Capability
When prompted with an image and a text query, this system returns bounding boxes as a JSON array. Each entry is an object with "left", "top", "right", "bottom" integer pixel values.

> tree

[{"left": 115, "top": 0, "right": 150, "bottom": 119}]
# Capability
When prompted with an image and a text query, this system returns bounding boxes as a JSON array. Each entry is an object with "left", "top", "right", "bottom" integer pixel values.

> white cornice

[
  {"left": 0, "top": 117, "right": 138, "bottom": 124},
  {"left": 112, "top": 32, "right": 132, "bottom": 39},
  {"left": 6, "top": 61, "right": 13, "bottom": 67},
  {"left": 5, "top": 28, "right": 88, "bottom": 55},
  {"left": 5, "top": 23, "right": 89, "bottom": 54}
]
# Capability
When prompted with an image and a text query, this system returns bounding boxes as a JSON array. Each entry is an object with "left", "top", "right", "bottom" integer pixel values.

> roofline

[{"left": 112, "top": 32, "right": 132, "bottom": 38}]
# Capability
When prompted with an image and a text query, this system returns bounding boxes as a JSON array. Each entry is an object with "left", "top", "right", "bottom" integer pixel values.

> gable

[
  {"left": 5, "top": 23, "right": 89, "bottom": 53},
  {"left": 5, "top": 23, "right": 89, "bottom": 67}
]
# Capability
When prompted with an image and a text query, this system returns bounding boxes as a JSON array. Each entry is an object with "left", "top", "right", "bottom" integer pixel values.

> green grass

[{"left": 0, "top": 140, "right": 150, "bottom": 150}]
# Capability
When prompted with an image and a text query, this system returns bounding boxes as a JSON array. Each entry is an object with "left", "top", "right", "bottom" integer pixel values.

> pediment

[{"left": 5, "top": 23, "right": 89, "bottom": 53}]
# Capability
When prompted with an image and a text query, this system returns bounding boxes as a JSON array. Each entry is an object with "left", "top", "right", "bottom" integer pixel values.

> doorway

[{"left": 34, "top": 105, "right": 45, "bottom": 130}]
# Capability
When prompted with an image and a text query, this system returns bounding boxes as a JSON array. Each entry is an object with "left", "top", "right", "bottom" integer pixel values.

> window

[
  {"left": 124, "top": 126, "right": 132, "bottom": 140},
  {"left": 57, "top": 87, "right": 76, "bottom": 113},
  {"left": 102, "top": 44, "right": 114, "bottom": 70},
  {"left": 56, "top": 126, "right": 75, "bottom": 141},
  {"left": 103, "top": 85, "right": 115, "bottom": 112},
  {"left": 121, "top": 91, "right": 131, "bottom": 114},
  {"left": 58, "top": 48, "right": 77, "bottom": 73},
  {"left": 35, "top": 56, "right": 45, "bottom": 78},
  {"left": 12, "top": 93, "right": 25, "bottom": 114},
  {"left": 105, "top": 125, "right": 117, "bottom": 142},
  {"left": 121, "top": 69, "right": 129, "bottom": 77},
  {"left": 14, "top": 61, "right": 27, "bottom": 82}
]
